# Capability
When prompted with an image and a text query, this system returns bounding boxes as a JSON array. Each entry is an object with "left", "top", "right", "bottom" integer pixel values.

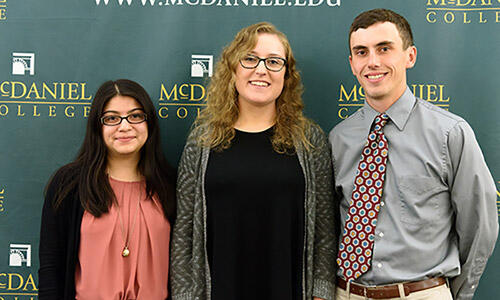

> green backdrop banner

[{"left": 1, "top": 0, "right": 499, "bottom": 299}]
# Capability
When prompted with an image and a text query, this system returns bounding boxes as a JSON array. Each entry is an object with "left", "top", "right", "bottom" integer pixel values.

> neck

[
  {"left": 106, "top": 153, "right": 142, "bottom": 181},
  {"left": 365, "top": 98, "right": 396, "bottom": 113},
  {"left": 366, "top": 87, "right": 407, "bottom": 113},
  {"left": 234, "top": 100, "right": 276, "bottom": 132}
]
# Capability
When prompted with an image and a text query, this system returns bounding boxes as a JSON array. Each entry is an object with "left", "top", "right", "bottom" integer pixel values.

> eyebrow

[
  {"left": 102, "top": 108, "right": 144, "bottom": 115},
  {"left": 351, "top": 41, "right": 395, "bottom": 51},
  {"left": 249, "top": 50, "right": 284, "bottom": 57}
]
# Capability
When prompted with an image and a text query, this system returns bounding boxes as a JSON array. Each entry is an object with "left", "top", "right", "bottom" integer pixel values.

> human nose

[
  {"left": 367, "top": 52, "right": 381, "bottom": 68},
  {"left": 255, "top": 59, "right": 267, "bottom": 73},
  {"left": 117, "top": 118, "right": 132, "bottom": 130}
]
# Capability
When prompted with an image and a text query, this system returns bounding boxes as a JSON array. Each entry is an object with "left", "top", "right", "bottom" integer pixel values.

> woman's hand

[{"left": 313, "top": 297, "right": 325, "bottom": 300}]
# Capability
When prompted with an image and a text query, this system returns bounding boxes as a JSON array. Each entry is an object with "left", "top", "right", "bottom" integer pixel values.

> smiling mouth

[
  {"left": 249, "top": 81, "right": 270, "bottom": 87},
  {"left": 365, "top": 73, "right": 387, "bottom": 80},
  {"left": 116, "top": 137, "right": 135, "bottom": 142}
]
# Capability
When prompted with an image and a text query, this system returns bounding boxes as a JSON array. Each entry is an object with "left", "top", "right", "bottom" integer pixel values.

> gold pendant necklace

[{"left": 117, "top": 187, "right": 142, "bottom": 258}]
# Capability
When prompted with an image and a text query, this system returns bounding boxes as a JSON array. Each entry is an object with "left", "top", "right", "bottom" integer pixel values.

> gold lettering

[
  {"left": 479, "top": 11, "right": 487, "bottom": 23},
  {"left": 176, "top": 107, "right": 188, "bottom": 119},
  {"left": 190, "top": 84, "right": 206, "bottom": 101},
  {"left": 179, "top": 84, "right": 189, "bottom": 100},
  {"left": 22, "top": 274, "right": 38, "bottom": 291},
  {"left": 463, "top": 12, "right": 471, "bottom": 23},
  {"left": 444, "top": 12, "right": 455, "bottom": 23},
  {"left": 197, "top": 107, "right": 202, "bottom": 118},
  {"left": 158, "top": 107, "right": 169, "bottom": 119},
  {"left": 338, "top": 107, "right": 349, "bottom": 119},
  {"left": 480, "top": 0, "right": 492, "bottom": 4},
  {"left": 426, "top": 11, "right": 437, "bottom": 23},
  {"left": 17, "top": 105, "right": 25, "bottom": 116},
  {"left": 0, "top": 188, "right": 4, "bottom": 212},
  {"left": 456, "top": 0, "right": 473, "bottom": 5},
  {"left": 7, "top": 273, "right": 23, "bottom": 290},
  {"left": 159, "top": 84, "right": 178, "bottom": 101},
  {"left": 42, "top": 82, "right": 57, "bottom": 100},
  {"left": 339, "top": 84, "right": 363, "bottom": 101},
  {"left": 80, "top": 83, "right": 92, "bottom": 100},
  {"left": 84, "top": 106, "right": 90, "bottom": 117},
  {"left": 427, "top": 84, "right": 438, "bottom": 102},
  {"left": 59, "top": 82, "right": 66, "bottom": 100},
  {"left": 0, "top": 104, "right": 8, "bottom": 116},
  {"left": 26, "top": 83, "right": 41, "bottom": 99},
  {"left": 438, "top": 85, "right": 450, "bottom": 102},
  {"left": 496, "top": 11, "right": 500, "bottom": 22},
  {"left": 0, "top": 8, "right": 5, "bottom": 20},
  {"left": 11, "top": 82, "right": 27, "bottom": 99},
  {"left": 68, "top": 83, "right": 79, "bottom": 100},
  {"left": 0, "top": 81, "right": 10, "bottom": 96},
  {"left": 49, "top": 106, "right": 56, "bottom": 117},
  {"left": 65, "top": 106, "right": 75, "bottom": 117},
  {"left": 33, "top": 105, "right": 40, "bottom": 117},
  {"left": 0, "top": 272, "right": 6, "bottom": 288},
  {"left": 426, "top": 0, "right": 446, "bottom": 5}
]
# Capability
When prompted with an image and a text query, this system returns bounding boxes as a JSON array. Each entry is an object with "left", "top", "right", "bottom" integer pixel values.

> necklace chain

[{"left": 116, "top": 186, "right": 142, "bottom": 257}]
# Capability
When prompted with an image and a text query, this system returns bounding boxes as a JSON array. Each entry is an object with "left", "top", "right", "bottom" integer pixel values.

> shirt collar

[{"left": 361, "top": 86, "right": 416, "bottom": 132}]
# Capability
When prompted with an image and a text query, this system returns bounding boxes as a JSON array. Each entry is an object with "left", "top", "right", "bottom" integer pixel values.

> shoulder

[
  {"left": 332, "top": 106, "right": 364, "bottom": 132},
  {"left": 414, "top": 98, "right": 467, "bottom": 129},
  {"left": 44, "top": 163, "right": 80, "bottom": 212},
  {"left": 178, "top": 125, "right": 206, "bottom": 169},
  {"left": 304, "top": 120, "right": 328, "bottom": 147},
  {"left": 328, "top": 106, "right": 365, "bottom": 141},
  {"left": 46, "top": 164, "right": 79, "bottom": 193}
]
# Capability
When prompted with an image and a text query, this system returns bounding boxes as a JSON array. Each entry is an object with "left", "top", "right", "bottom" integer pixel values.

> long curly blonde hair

[{"left": 195, "top": 22, "right": 311, "bottom": 153}]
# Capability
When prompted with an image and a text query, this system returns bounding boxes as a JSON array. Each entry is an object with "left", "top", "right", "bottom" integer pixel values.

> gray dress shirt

[{"left": 329, "top": 87, "right": 498, "bottom": 300}]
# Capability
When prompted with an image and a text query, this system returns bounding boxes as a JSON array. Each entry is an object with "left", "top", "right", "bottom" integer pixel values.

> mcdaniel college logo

[{"left": 426, "top": 0, "right": 500, "bottom": 24}]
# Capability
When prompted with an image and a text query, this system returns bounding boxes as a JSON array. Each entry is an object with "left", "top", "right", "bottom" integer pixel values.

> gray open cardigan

[{"left": 170, "top": 124, "right": 338, "bottom": 300}]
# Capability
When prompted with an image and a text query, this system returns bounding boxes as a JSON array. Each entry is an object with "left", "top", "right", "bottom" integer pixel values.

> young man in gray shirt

[{"left": 329, "top": 8, "right": 498, "bottom": 300}]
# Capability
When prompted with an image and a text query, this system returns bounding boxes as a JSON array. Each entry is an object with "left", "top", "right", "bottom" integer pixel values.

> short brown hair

[{"left": 349, "top": 8, "right": 414, "bottom": 50}]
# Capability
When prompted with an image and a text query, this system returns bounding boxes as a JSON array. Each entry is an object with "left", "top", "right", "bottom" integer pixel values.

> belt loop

[
  {"left": 346, "top": 281, "right": 351, "bottom": 299},
  {"left": 397, "top": 283, "right": 407, "bottom": 299}
]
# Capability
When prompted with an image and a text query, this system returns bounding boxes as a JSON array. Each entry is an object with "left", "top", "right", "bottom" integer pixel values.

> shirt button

[
  {"left": 471, "top": 285, "right": 475, "bottom": 289},
  {"left": 379, "top": 232, "right": 384, "bottom": 238},
  {"left": 377, "top": 263, "right": 382, "bottom": 268},
  {"left": 380, "top": 202, "right": 385, "bottom": 207}
]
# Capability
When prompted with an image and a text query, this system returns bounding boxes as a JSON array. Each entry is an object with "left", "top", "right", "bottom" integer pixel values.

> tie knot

[{"left": 373, "top": 113, "right": 389, "bottom": 132}]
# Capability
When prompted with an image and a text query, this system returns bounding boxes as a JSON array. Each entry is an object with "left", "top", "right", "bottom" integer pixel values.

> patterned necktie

[{"left": 337, "top": 113, "right": 389, "bottom": 282}]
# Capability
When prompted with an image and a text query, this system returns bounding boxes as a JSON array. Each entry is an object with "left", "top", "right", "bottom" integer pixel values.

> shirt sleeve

[
  {"left": 446, "top": 121, "right": 499, "bottom": 300},
  {"left": 170, "top": 131, "right": 199, "bottom": 300},
  {"left": 310, "top": 126, "right": 338, "bottom": 300},
  {"left": 38, "top": 171, "right": 68, "bottom": 300}
]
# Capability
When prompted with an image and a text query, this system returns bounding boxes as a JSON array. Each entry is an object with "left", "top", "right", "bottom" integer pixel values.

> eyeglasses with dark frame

[
  {"left": 239, "top": 54, "right": 287, "bottom": 72},
  {"left": 100, "top": 112, "right": 148, "bottom": 126}
]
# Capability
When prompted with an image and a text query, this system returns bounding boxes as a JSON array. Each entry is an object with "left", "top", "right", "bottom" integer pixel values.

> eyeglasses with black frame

[
  {"left": 100, "top": 112, "right": 148, "bottom": 126},
  {"left": 239, "top": 54, "right": 287, "bottom": 72}
]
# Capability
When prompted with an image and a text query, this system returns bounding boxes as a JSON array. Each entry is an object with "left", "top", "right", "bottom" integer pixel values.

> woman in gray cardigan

[{"left": 171, "top": 22, "right": 338, "bottom": 300}]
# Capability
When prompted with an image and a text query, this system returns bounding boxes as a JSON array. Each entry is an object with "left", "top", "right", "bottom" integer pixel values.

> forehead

[
  {"left": 104, "top": 95, "right": 142, "bottom": 112},
  {"left": 250, "top": 33, "right": 286, "bottom": 57},
  {"left": 350, "top": 22, "right": 403, "bottom": 49}
]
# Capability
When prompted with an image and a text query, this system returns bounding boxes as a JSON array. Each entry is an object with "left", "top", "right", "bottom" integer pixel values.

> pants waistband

[{"left": 336, "top": 277, "right": 447, "bottom": 299}]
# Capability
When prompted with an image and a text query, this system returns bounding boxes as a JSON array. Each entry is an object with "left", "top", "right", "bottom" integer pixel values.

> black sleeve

[{"left": 38, "top": 169, "right": 71, "bottom": 300}]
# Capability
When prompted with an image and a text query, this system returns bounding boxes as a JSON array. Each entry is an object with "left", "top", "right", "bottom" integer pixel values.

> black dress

[{"left": 205, "top": 128, "right": 305, "bottom": 300}]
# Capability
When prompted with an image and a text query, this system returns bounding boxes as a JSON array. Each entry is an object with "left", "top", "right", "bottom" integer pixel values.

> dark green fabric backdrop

[{"left": 0, "top": 0, "right": 499, "bottom": 299}]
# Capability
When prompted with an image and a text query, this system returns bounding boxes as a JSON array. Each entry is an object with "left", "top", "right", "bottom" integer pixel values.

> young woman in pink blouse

[{"left": 39, "top": 79, "right": 176, "bottom": 300}]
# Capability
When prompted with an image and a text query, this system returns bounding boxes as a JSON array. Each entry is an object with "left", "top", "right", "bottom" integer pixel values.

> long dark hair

[{"left": 47, "top": 79, "right": 176, "bottom": 222}]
